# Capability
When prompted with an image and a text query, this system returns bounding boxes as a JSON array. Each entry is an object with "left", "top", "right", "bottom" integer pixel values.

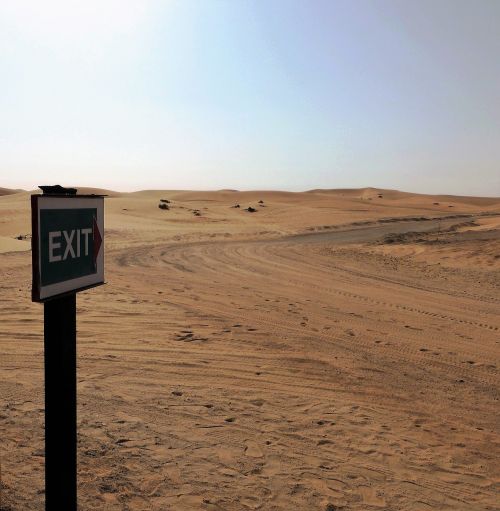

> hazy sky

[{"left": 1, "top": 0, "right": 499, "bottom": 194}]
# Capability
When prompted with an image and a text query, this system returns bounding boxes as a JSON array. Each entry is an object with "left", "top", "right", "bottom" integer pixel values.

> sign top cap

[{"left": 39, "top": 185, "right": 78, "bottom": 195}]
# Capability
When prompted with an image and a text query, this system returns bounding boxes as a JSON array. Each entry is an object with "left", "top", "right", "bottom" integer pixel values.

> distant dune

[
  {"left": 1, "top": 184, "right": 499, "bottom": 253},
  {"left": 307, "top": 187, "right": 500, "bottom": 204},
  {"left": 71, "top": 187, "right": 123, "bottom": 197},
  {"left": 2, "top": 185, "right": 498, "bottom": 202},
  {"left": 0, "top": 187, "right": 25, "bottom": 196}
]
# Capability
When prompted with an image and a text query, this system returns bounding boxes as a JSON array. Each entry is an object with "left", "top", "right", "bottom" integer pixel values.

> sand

[{"left": 1, "top": 187, "right": 499, "bottom": 510}]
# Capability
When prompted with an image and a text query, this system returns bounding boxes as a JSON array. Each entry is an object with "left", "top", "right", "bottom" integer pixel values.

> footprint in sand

[
  {"left": 317, "top": 439, "right": 332, "bottom": 445},
  {"left": 358, "top": 485, "right": 386, "bottom": 507},
  {"left": 261, "top": 454, "right": 282, "bottom": 477},
  {"left": 240, "top": 496, "right": 262, "bottom": 509},
  {"left": 244, "top": 440, "right": 263, "bottom": 458},
  {"left": 176, "top": 331, "right": 193, "bottom": 341},
  {"left": 217, "top": 446, "right": 237, "bottom": 464},
  {"left": 250, "top": 399, "right": 264, "bottom": 407}
]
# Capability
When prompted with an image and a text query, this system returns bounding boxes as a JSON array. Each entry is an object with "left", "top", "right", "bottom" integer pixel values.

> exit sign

[{"left": 32, "top": 195, "right": 104, "bottom": 301}]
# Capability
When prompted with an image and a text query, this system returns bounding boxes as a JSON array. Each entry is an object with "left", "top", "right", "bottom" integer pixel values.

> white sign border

[{"left": 34, "top": 196, "right": 104, "bottom": 301}]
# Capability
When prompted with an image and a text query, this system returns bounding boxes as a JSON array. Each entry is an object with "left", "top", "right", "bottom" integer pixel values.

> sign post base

[{"left": 44, "top": 293, "right": 77, "bottom": 511}]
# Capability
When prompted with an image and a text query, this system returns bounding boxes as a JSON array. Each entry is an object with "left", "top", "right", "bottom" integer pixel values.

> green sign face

[
  {"left": 40, "top": 208, "right": 97, "bottom": 286},
  {"left": 32, "top": 195, "right": 104, "bottom": 302}
]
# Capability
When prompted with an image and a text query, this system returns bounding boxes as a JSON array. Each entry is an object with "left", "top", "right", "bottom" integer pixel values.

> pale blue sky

[{"left": 1, "top": 0, "right": 499, "bottom": 194}]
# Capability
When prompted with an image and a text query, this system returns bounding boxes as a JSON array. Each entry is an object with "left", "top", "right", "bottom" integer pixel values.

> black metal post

[{"left": 44, "top": 293, "right": 77, "bottom": 511}]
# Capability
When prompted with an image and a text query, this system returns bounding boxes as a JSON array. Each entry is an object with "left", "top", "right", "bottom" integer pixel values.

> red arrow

[{"left": 93, "top": 215, "right": 102, "bottom": 269}]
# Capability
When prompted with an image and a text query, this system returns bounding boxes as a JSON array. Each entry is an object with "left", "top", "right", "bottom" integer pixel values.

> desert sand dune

[
  {"left": 0, "top": 189, "right": 499, "bottom": 510},
  {"left": 0, "top": 187, "right": 26, "bottom": 196},
  {"left": 72, "top": 187, "right": 124, "bottom": 198}
]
